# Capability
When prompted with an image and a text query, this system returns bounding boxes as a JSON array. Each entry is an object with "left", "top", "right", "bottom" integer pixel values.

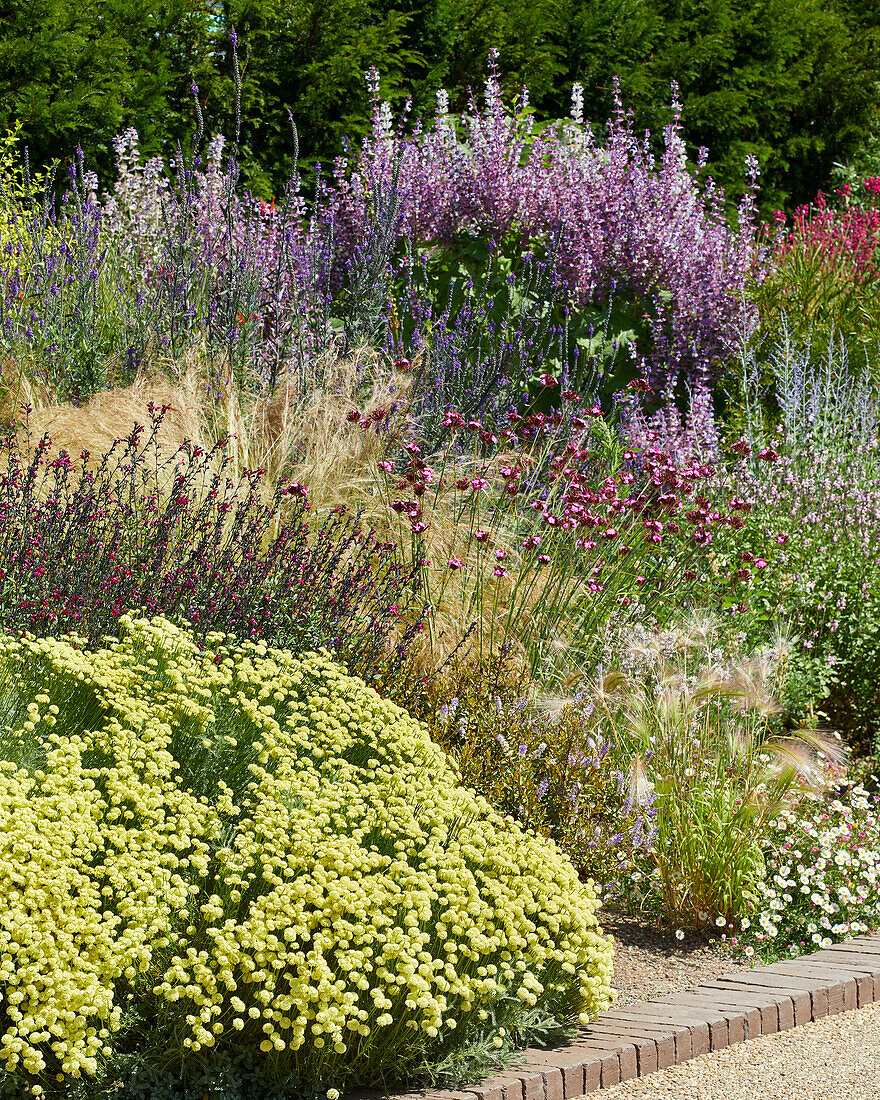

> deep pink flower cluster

[
  {"left": 0, "top": 407, "right": 426, "bottom": 676},
  {"left": 773, "top": 190, "right": 880, "bottom": 281},
  {"left": 374, "top": 382, "right": 761, "bottom": 610}
]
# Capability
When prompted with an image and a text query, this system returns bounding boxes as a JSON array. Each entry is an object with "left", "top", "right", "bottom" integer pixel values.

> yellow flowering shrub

[{"left": 0, "top": 615, "right": 613, "bottom": 1095}]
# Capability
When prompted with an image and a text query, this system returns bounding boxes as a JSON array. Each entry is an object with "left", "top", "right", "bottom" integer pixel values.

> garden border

[{"left": 345, "top": 933, "right": 880, "bottom": 1099}]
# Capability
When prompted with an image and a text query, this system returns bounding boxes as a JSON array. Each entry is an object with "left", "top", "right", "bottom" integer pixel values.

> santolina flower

[{"left": 0, "top": 617, "right": 615, "bottom": 1086}]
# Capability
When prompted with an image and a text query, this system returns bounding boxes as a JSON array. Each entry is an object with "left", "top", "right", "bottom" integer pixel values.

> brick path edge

[{"left": 343, "top": 933, "right": 880, "bottom": 1100}]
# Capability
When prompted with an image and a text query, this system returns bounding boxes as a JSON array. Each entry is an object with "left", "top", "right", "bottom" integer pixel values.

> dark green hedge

[{"left": 2, "top": 0, "right": 879, "bottom": 213}]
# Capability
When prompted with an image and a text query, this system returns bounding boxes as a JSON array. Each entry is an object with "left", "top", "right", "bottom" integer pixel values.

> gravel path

[{"left": 593, "top": 1000, "right": 880, "bottom": 1100}]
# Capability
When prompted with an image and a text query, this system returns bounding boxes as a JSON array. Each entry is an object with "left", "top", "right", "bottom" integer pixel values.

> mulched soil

[{"left": 598, "top": 909, "right": 754, "bottom": 1009}]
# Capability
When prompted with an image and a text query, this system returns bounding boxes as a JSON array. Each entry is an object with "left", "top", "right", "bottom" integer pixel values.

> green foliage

[
  {"left": 0, "top": 0, "right": 218, "bottom": 183},
  {"left": 709, "top": 400, "right": 880, "bottom": 757}
]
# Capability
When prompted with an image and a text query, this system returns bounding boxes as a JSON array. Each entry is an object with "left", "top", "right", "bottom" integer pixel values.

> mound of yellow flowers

[{"left": 0, "top": 615, "right": 612, "bottom": 1094}]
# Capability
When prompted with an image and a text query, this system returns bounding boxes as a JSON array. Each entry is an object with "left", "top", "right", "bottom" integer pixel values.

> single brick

[
  {"left": 539, "top": 1068, "right": 563, "bottom": 1100},
  {"left": 466, "top": 1080, "right": 503, "bottom": 1100},
  {"left": 582, "top": 1058, "right": 602, "bottom": 1095},
  {"left": 516, "top": 1068, "right": 546, "bottom": 1100},
  {"left": 857, "top": 974, "right": 880, "bottom": 1007}
]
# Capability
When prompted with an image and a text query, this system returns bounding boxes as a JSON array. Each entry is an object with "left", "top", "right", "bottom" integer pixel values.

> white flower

[
  {"left": 715, "top": 916, "right": 726, "bottom": 928},
  {"left": 675, "top": 929, "right": 685, "bottom": 941}
]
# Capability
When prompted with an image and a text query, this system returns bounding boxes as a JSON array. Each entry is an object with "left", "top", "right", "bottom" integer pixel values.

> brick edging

[{"left": 347, "top": 933, "right": 880, "bottom": 1100}]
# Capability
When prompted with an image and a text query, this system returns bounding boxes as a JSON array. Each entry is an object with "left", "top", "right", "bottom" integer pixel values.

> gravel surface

[
  {"left": 593, "top": 1000, "right": 880, "bottom": 1099},
  {"left": 598, "top": 910, "right": 753, "bottom": 1009}
]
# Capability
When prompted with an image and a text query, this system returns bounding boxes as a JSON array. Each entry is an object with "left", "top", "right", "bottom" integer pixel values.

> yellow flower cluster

[{"left": 0, "top": 615, "right": 613, "bottom": 1088}]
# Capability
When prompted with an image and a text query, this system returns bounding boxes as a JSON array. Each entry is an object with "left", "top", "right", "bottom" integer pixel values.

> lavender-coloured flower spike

[{"left": 318, "top": 65, "right": 759, "bottom": 395}]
